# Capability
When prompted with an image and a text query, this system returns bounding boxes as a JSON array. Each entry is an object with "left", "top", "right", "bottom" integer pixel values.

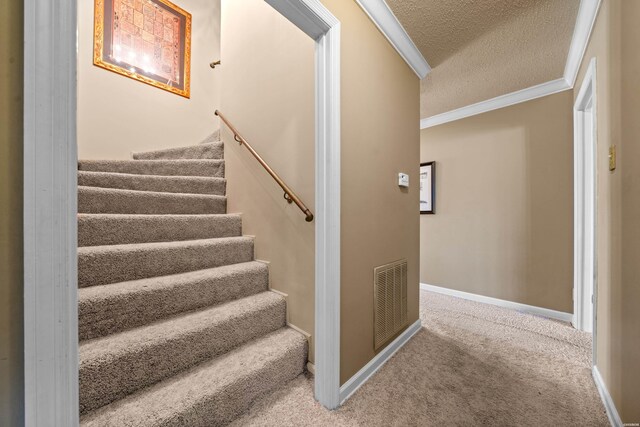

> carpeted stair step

[
  {"left": 78, "top": 187, "right": 226, "bottom": 215},
  {"left": 80, "top": 327, "right": 307, "bottom": 426},
  {"left": 132, "top": 141, "right": 224, "bottom": 160},
  {"left": 78, "top": 159, "right": 225, "bottom": 177},
  {"left": 78, "top": 213, "right": 242, "bottom": 247},
  {"left": 78, "top": 237, "right": 254, "bottom": 287},
  {"left": 78, "top": 171, "right": 226, "bottom": 195},
  {"left": 79, "top": 291, "right": 287, "bottom": 414},
  {"left": 78, "top": 261, "right": 269, "bottom": 340}
]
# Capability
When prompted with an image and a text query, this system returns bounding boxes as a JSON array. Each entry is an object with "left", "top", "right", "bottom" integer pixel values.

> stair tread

[
  {"left": 132, "top": 141, "right": 224, "bottom": 160},
  {"left": 78, "top": 159, "right": 225, "bottom": 177},
  {"left": 78, "top": 213, "right": 243, "bottom": 247},
  {"left": 80, "top": 327, "right": 307, "bottom": 427},
  {"left": 78, "top": 261, "right": 269, "bottom": 340},
  {"left": 78, "top": 170, "right": 226, "bottom": 195},
  {"left": 78, "top": 186, "right": 227, "bottom": 215},
  {"left": 79, "top": 291, "right": 287, "bottom": 414},
  {"left": 78, "top": 236, "right": 255, "bottom": 287}
]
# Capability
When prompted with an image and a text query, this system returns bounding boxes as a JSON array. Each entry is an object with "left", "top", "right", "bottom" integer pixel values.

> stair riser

[
  {"left": 78, "top": 171, "right": 226, "bottom": 195},
  {"left": 78, "top": 263, "right": 269, "bottom": 340},
  {"left": 78, "top": 214, "right": 242, "bottom": 247},
  {"left": 78, "top": 160, "right": 225, "bottom": 177},
  {"left": 132, "top": 142, "right": 224, "bottom": 160},
  {"left": 78, "top": 188, "right": 226, "bottom": 215},
  {"left": 78, "top": 238, "right": 254, "bottom": 287},
  {"left": 79, "top": 299, "right": 286, "bottom": 415}
]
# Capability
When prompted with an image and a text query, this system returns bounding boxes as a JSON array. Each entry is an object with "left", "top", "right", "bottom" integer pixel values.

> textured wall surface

[
  {"left": 420, "top": 91, "right": 575, "bottom": 313},
  {"left": 385, "top": 0, "right": 580, "bottom": 118}
]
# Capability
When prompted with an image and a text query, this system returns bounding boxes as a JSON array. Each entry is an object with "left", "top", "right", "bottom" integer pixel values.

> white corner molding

[
  {"left": 339, "top": 319, "right": 422, "bottom": 404},
  {"left": 420, "top": 0, "right": 602, "bottom": 129},
  {"left": 420, "top": 78, "right": 571, "bottom": 129},
  {"left": 564, "top": 0, "right": 602, "bottom": 87},
  {"left": 24, "top": 0, "right": 79, "bottom": 425},
  {"left": 354, "top": 0, "right": 430, "bottom": 79},
  {"left": 593, "top": 366, "right": 623, "bottom": 427},
  {"left": 266, "top": 0, "right": 342, "bottom": 410},
  {"left": 420, "top": 284, "right": 573, "bottom": 323}
]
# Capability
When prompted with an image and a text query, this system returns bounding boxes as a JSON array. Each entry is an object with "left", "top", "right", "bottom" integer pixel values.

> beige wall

[
  {"left": 420, "top": 91, "right": 575, "bottom": 313},
  {"left": 220, "top": 0, "right": 420, "bottom": 383},
  {"left": 0, "top": 0, "right": 24, "bottom": 424},
  {"left": 78, "top": 0, "right": 221, "bottom": 160},
  {"left": 220, "top": 0, "right": 316, "bottom": 360},
  {"left": 575, "top": 0, "right": 640, "bottom": 422}
]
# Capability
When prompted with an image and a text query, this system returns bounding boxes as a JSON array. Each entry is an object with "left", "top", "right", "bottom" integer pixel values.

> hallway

[{"left": 233, "top": 290, "right": 608, "bottom": 426}]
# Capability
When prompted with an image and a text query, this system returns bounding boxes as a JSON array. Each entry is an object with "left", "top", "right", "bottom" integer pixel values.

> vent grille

[{"left": 374, "top": 259, "right": 408, "bottom": 350}]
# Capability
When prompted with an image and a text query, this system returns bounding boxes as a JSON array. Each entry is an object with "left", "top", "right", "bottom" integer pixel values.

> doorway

[{"left": 572, "top": 58, "right": 597, "bottom": 351}]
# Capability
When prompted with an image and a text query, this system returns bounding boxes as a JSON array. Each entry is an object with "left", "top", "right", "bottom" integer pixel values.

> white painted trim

[
  {"left": 420, "top": 0, "right": 602, "bottom": 129},
  {"left": 266, "top": 0, "right": 341, "bottom": 410},
  {"left": 354, "top": 0, "right": 430, "bottom": 79},
  {"left": 420, "top": 284, "right": 573, "bottom": 323},
  {"left": 339, "top": 319, "right": 422, "bottom": 404},
  {"left": 23, "top": 0, "right": 79, "bottom": 425},
  {"left": 573, "top": 58, "right": 597, "bottom": 340},
  {"left": 593, "top": 366, "right": 623, "bottom": 427},
  {"left": 420, "top": 78, "right": 570, "bottom": 129},
  {"left": 564, "top": 0, "right": 602, "bottom": 87}
]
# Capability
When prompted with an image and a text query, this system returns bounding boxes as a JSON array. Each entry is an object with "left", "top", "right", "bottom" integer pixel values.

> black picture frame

[{"left": 420, "top": 161, "right": 435, "bottom": 214}]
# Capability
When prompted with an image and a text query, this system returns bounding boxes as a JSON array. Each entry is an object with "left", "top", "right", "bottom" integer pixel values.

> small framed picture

[{"left": 420, "top": 161, "right": 435, "bottom": 214}]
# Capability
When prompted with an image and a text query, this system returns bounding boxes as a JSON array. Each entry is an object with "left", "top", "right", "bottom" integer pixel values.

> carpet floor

[{"left": 232, "top": 290, "right": 609, "bottom": 426}]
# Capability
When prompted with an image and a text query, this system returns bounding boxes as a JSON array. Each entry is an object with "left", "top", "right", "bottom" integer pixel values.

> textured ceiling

[{"left": 385, "top": 0, "right": 580, "bottom": 118}]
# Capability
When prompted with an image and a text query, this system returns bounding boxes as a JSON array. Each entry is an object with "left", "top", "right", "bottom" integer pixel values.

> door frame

[
  {"left": 23, "top": 0, "right": 341, "bottom": 424},
  {"left": 572, "top": 57, "right": 597, "bottom": 362}
]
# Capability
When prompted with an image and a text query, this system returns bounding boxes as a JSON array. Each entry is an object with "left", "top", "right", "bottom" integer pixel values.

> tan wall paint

[
  {"left": 78, "top": 0, "right": 221, "bottom": 160},
  {"left": 220, "top": 0, "right": 420, "bottom": 383},
  {"left": 420, "top": 91, "right": 575, "bottom": 313},
  {"left": 0, "top": 0, "right": 24, "bottom": 424},
  {"left": 219, "top": 0, "right": 316, "bottom": 361},
  {"left": 575, "top": 0, "right": 640, "bottom": 422}
]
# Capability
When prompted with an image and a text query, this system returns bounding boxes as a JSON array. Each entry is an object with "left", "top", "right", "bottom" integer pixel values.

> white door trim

[
  {"left": 23, "top": 0, "right": 79, "bottom": 425},
  {"left": 24, "top": 0, "right": 341, "bottom": 422},
  {"left": 265, "top": 0, "right": 342, "bottom": 410},
  {"left": 573, "top": 58, "right": 597, "bottom": 355}
]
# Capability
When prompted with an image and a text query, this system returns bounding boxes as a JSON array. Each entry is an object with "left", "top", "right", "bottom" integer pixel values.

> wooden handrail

[{"left": 215, "top": 110, "right": 314, "bottom": 222}]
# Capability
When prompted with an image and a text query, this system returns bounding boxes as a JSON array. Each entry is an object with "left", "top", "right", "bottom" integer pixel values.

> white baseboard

[
  {"left": 593, "top": 366, "right": 623, "bottom": 427},
  {"left": 420, "top": 283, "right": 573, "bottom": 323},
  {"left": 339, "top": 319, "right": 422, "bottom": 404}
]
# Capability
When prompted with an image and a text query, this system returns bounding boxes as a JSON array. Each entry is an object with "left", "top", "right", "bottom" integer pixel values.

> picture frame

[
  {"left": 93, "top": 0, "right": 192, "bottom": 98},
  {"left": 420, "top": 161, "right": 435, "bottom": 214}
]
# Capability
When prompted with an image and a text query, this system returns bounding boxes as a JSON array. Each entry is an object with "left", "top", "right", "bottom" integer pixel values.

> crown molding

[
  {"left": 420, "top": 78, "right": 570, "bottom": 129},
  {"left": 420, "top": 0, "right": 602, "bottom": 129},
  {"left": 564, "top": 0, "right": 602, "bottom": 87},
  {"left": 354, "top": 0, "right": 431, "bottom": 79}
]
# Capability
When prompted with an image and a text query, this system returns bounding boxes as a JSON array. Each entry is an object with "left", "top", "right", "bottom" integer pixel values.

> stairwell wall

[
  {"left": 77, "top": 0, "right": 221, "bottom": 160},
  {"left": 220, "top": 0, "right": 420, "bottom": 383}
]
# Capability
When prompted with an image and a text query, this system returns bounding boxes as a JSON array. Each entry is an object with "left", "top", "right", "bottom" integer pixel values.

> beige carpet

[{"left": 231, "top": 290, "right": 609, "bottom": 426}]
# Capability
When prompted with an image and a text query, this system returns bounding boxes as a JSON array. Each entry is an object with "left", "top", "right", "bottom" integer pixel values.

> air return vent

[{"left": 374, "top": 259, "right": 408, "bottom": 350}]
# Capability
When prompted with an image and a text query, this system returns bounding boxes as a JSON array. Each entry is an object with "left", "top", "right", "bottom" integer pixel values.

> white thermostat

[{"left": 398, "top": 173, "right": 409, "bottom": 188}]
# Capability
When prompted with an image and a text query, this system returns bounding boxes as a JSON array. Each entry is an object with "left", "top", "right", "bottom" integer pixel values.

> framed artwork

[
  {"left": 93, "top": 0, "right": 192, "bottom": 98},
  {"left": 420, "top": 161, "right": 435, "bottom": 214}
]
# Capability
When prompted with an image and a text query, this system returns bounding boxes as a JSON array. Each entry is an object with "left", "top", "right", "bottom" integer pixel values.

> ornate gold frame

[{"left": 93, "top": 0, "right": 192, "bottom": 98}]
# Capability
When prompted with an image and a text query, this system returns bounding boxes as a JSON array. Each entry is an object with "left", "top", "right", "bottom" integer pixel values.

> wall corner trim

[
  {"left": 339, "top": 319, "right": 422, "bottom": 404},
  {"left": 420, "top": 78, "right": 571, "bottom": 129},
  {"left": 593, "top": 366, "right": 623, "bottom": 427},
  {"left": 420, "top": 284, "right": 573, "bottom": 323},
  {"left": 354, "top": 0, "right": 430, "bottom": 79},
  {"left": 564, "top": 0, "right": 602, "bottom": 87}
]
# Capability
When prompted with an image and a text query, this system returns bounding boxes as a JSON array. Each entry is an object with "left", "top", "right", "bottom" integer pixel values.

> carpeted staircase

[{"left": 77, "top": 140, "right": 308, "bottom": 426}]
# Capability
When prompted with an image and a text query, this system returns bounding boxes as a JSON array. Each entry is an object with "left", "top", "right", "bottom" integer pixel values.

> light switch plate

[{"left": 398, "top": 173, "right": 409, "bottom": 188}]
